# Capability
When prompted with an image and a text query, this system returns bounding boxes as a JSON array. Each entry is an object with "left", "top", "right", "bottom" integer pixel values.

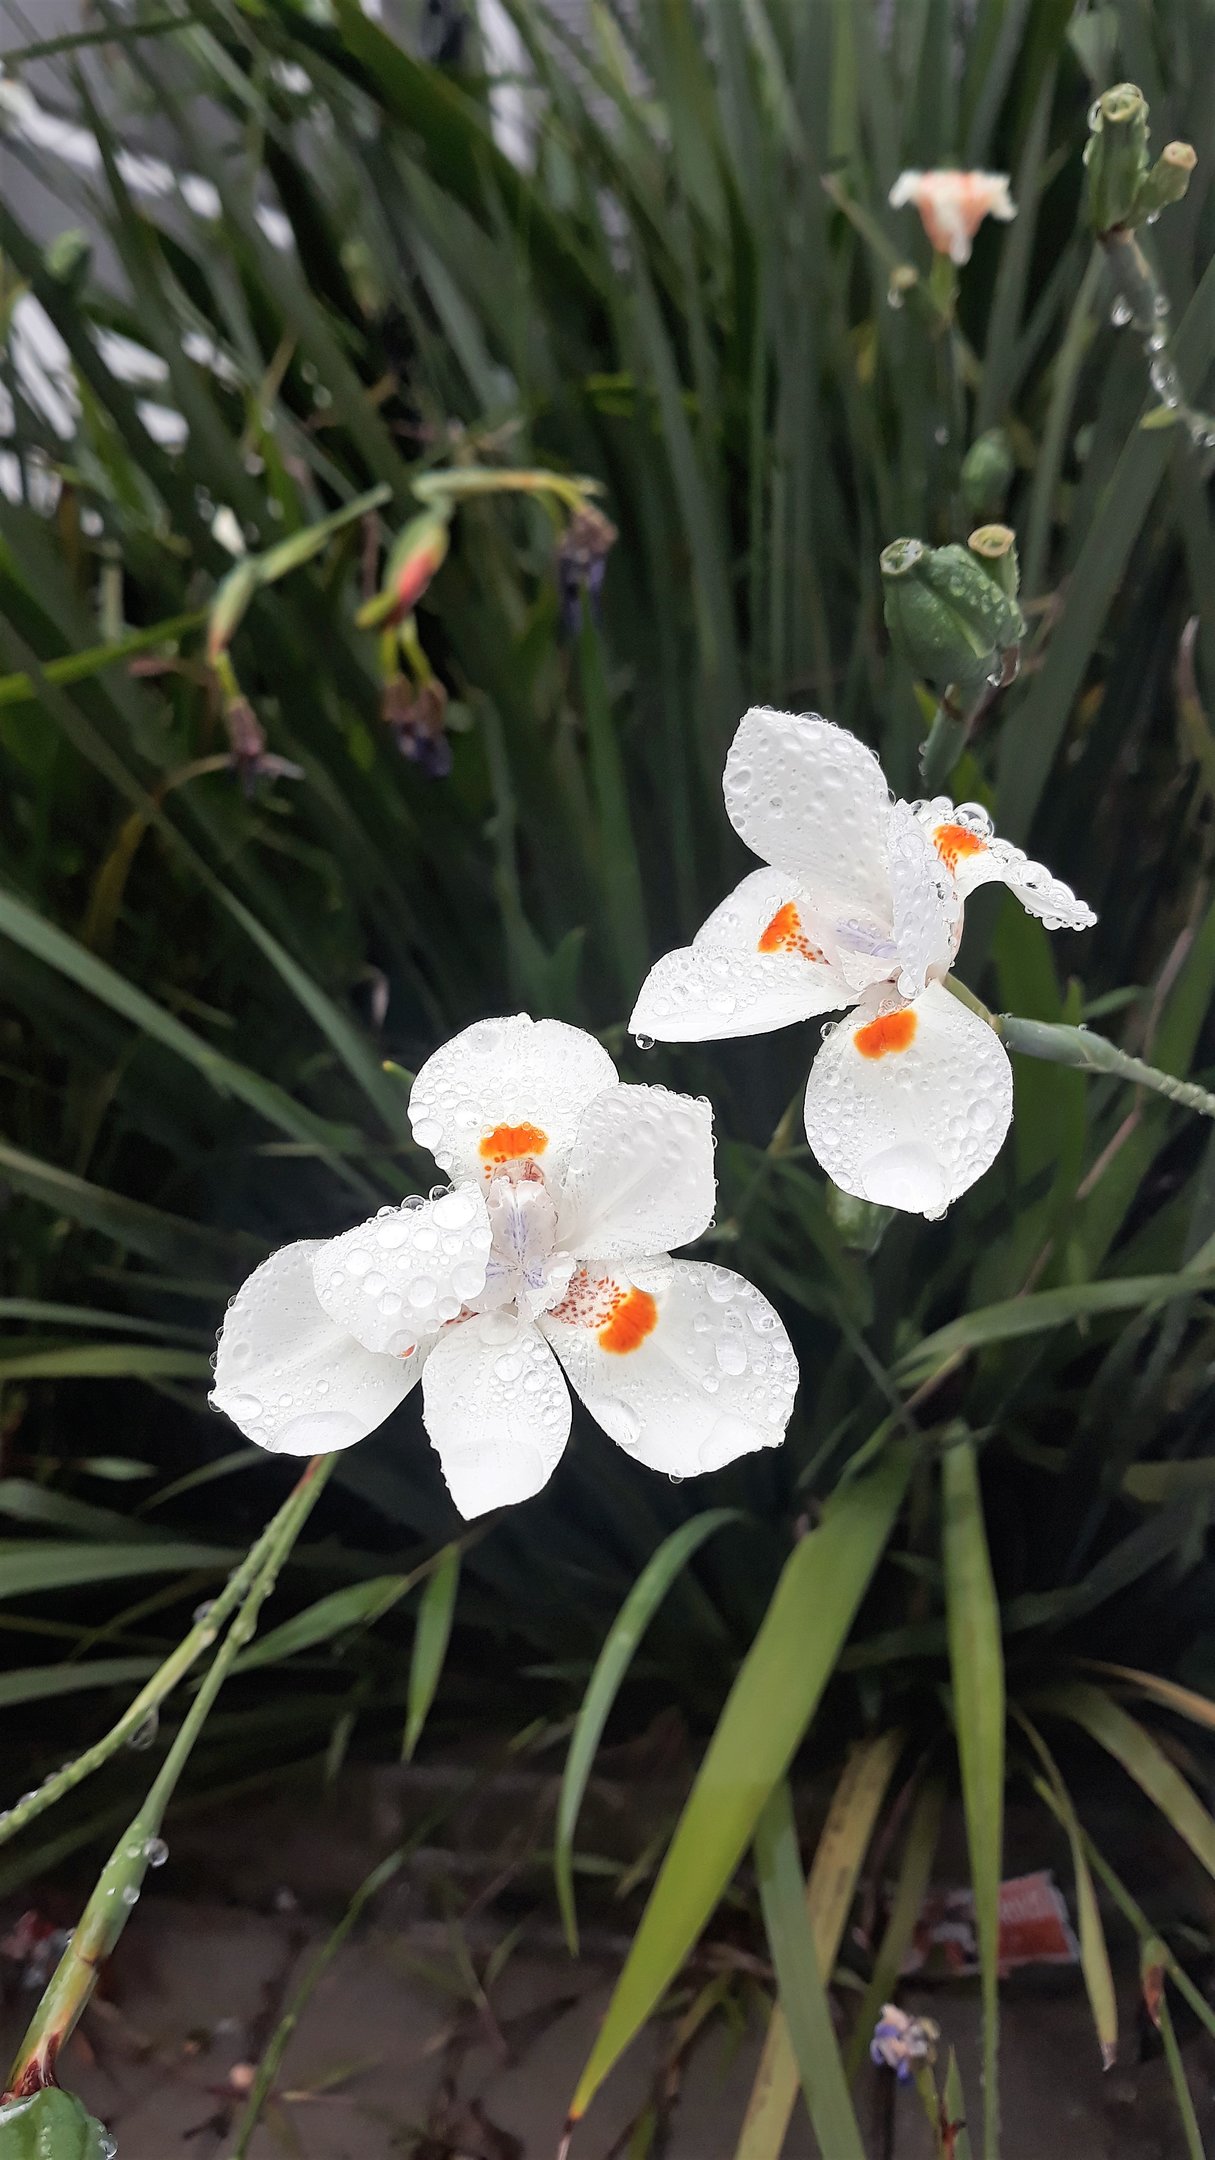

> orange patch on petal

[
  {"left": 854, "top": 1008, "right": 918, "bottom": 1059},
  {"left": 933, "top": 822, "right": 988, "bottom": 873},
  {"left": 598, "top": 1286, "right": 659, "bottom": 1356},
  {"left": 758, "top": 900, "right": 824, "bottom": 964},
  {"left": 479, "top": 1121, "right": 549, "bottom": 1166}
]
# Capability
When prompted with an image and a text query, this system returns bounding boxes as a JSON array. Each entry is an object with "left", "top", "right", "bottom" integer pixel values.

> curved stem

[
  {"left": 4, "top": 1456, "right": 334, "bottom": 2099},
  {"left": 0, "top": 1462, "right": 324, "bottom": 1850}
]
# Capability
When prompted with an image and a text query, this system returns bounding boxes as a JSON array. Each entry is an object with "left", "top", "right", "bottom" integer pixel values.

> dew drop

[
  {"left": 144, "top": 1836, "right": 168, "bottom": 1868},
  {"left": 127, "top": 1709, "right": 159, "bottom": 1752}
]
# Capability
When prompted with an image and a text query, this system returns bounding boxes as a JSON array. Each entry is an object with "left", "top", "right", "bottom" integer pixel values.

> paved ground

[{"left": 2, "top": 1774, "right": 1213, "bottom": 2157}]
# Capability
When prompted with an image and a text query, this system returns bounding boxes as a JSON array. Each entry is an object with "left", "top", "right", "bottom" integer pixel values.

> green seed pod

[
  {"left": 1084, "top": 82, "right": 1150, "bottom": 234},
  {"left": 1133, "top": 140, "right": 1198, "bottom": 221},
  {"left": 0, "top": 2087, "right": 112, "bottom": 2159},
  {"left": 960, "top": 429, "right": 1015, "bottom": 522},
  {"left": 967, "top": 523, "right": 1021, "bottom": 605},
  {"left": 881, "top": 536, "right": 1022, "bottom": 697}
]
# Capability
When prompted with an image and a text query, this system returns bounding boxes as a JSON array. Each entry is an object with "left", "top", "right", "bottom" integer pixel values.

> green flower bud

[
  {"left": 881, "top": 536, "right": 1023, "bottom": 697},
  {"left": 43, "top": 230, "right": 91, "bottom": 288},
  {"left": 1084, "top": 82, "right": 1150, "bottom": 234},
  {"left": 960, "top": 429, "right": 1015, "bottom": 521},
  {"left": 0, "top": 2087, "right": 112, "bottom": 2159},
  {"left": 967, "top": 522, "right": 1021, "bottom": 605},
  {"left": 1133, "top": 140, "right": 1198, "bottom": 221},
  {"left": 356, "top": 510, "right": 451, "bottom": 631}
]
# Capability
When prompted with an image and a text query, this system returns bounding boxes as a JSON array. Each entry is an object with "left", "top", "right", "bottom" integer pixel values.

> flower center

[{"left": 479, "top": 1171, "right": 574, "bottom": 1322}]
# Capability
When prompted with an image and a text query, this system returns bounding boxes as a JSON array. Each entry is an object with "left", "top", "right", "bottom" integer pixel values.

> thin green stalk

[
  {"left": 4, "top": 1456, "right": 334, "bottom": 2099},
  {"left": 1157, "top": 1984, "right": 1205, "bottom": 2160},
  {"left": 999, "top": 1015, "right": 1215, "bottom": 1120},
  {"left": 0, "top": 1466, "right": 321, "bottom": 1848},
  {"left": 1022, "top": 249, "right": 1103, "bottom": 597}
]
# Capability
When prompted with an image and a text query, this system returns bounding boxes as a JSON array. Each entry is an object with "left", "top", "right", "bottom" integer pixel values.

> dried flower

[
  {"left": 870, "top": 2002, "right": 940, "bottom": 2081},
  {"left": 889, "top": 170, "right": 1015, "bottom": 265},
  {"left": 557, "top": 504, "right": 618, "bottom": 634},
  {"left": 383, "top": 676, "right": 453, "bottom": 779},
  {"left": 222, "top": 697, "right": 303, "bottom": 794}
]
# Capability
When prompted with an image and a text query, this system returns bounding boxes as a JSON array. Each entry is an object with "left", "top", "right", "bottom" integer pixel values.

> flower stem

[
  {"left": 0, "top": 1462, "right": 326, "bottom": 1851},
  {"left": 3, "top": 1455, "right": 334, "bottom": 2100},
  {"left": 999, "top": 1013, "right": 1215, "bottom": 1120}
]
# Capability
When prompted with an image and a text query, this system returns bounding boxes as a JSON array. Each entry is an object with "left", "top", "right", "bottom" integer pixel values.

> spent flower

[
  {"left": 870, "top": 2002, "right": 940, "bottom": 2081},
  {"left": 211, "top": 1016, "right": 797, "bottom": 1516},
  {"left": 630, "top": 710, "right": 1095, "bottom": 1218},
  {"left": 889, "top": 170, "right": 1015, "bottom": 265}
]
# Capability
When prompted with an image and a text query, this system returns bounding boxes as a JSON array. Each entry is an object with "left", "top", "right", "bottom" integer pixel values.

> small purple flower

[{"left": 870, "top": 2002, "right": 939, "bottom": 2081}]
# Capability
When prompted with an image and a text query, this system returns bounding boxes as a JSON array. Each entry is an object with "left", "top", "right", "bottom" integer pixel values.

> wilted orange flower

[{"left": 889, "top": 169, "right": 1016, "bottom": 264}]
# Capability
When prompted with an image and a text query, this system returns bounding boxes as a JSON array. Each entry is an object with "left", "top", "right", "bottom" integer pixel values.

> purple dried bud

[
  {"left": 557, "top": 504, "right": 618, "bottom": 634},
  {"left": 222, "top": 698, "right": 302, "bottom": 794},
  {"left": 383, "top": 677, "right": 452, "bottom": 778}
]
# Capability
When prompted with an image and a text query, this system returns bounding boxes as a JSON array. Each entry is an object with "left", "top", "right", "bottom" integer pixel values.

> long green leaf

[
  {"left": 0, "top": 1541, "right": 240, "bottom": 1598},
  {"left": 233, "top": 1574, "right": 415, "bottom": 1672},
  {"left": 568, "top": 1444, "right": 912, "bottom": 2122},
  {"left": 896, "top": 1271, "right": 1212, "bottom": 1381},
  {"left": 1032, "top": 1683, "right": 1215, "bottom": 1885},
  {"left": 1014, "top": 1711, "right": 1117, "bottom": 2070},
  {"left": 753, "top": 1782, "right": 865, "bottom": 2160},
  {"left": 0, "top": 1658, "right": 158, "bottom": 1710},
  {"left": 735, "top": 1730, "right": 902, "bottom": 2160},
  {"left": 556, "top": 1507, "right": 742, "bottom": 1952},
  {"left": 403, "top": 1543, "right": 460, "bottom": 1759},
  {"left": 942, "top": 1440, "right": 1003, "bottom": 2160},
  {"left": 0, "top": 1344, "right": 209, "bottom": 1382}
]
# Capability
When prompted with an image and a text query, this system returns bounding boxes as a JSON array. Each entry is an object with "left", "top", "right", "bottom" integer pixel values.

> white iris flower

[
  {"left": 211, "top": 1016, "right": 798, "bottom": 1515},
  {"left": 629, "top": 709, "right": 1095, "bottom": 1219}
]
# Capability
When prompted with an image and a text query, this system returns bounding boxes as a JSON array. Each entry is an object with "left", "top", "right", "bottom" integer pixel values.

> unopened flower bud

[
  {"left": 206, "top": 557, "right": 260, "bottom": 663},
  {"left": 881, "top": 536, "right": 1022, "bottom": 698},
  {"left": 1133, "top": 140, "right": 1198, "bottom": 221},
  {"left": 1084, "top": 82, "right": 1150, "bottom": 234},
  {"left": 960, "top": 429, "right": 1015, "bottom": 521},
  {"left": 357, "top": 510, "right": 450, "bottom": 631}
]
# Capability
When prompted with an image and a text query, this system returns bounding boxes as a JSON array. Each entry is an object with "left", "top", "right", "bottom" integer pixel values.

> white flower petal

[
  {"left": 915, "top": 798, "right": 1096, "bottom": 933},
  {"left": 629, "top": 867, "right": 852, "bottom": 1042},
  {"left": 556, "top": 1084, "right": 716, "bottom": 1262},
  {"left": 886, "top": 802, "right": 960, "bottom": 996},
  {"left": 421, "top": 1311, "right": 571, "bottom": 1519},
  {"left": 313, "top": 1186, "right": 492, "bottom": 1355},
  {"left": 409, "top": 1014, "right": 618, "bottom": 1183},
  {"left": 803, "top": 980, "right": 1013, "bottom": 1215},
  {"left": 211, "top": 1239, "right": 418, "bottom": 1455},
  {"left": 723, "top": 708, "right": 895, "bottom": 932},
  {"left": 543, "top": 1258, "right": 797, "bottom": 1476}
]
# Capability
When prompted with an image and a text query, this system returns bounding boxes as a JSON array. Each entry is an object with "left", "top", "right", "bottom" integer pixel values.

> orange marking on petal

[
  {"left": 854, "top": 1008, "right": 918, "bottom": 1059},
  {"left": 757, "top": 900, "right": 824, "bottom": 964},
  {"left": 598, "top": 1286, "right": 659, "bottom": 1355},
  {"left": 934, "top": 822, "right": 988, "bottom": 873},
  {"left": 479, "top": 1121, "right": 549, "bottom": 1166}
]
